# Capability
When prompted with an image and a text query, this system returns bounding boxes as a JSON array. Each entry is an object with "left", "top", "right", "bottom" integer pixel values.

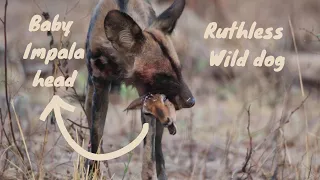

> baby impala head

[{"left": 125, "top": 94, "right": 177, "bottom": 135}]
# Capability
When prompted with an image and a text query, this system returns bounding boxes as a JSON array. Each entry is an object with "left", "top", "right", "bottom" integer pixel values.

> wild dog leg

[
  {"left": 155, "top": 121, "right": 167, "bottom": 180},
  {"left": 85, "top": 76, "right": 94, "bottom": 132},
  {"left": 90, "top": 76, "right": 110, "bottom": 162},
  {"left": 85, "top": 76, "right": 94, "bottom": 153}
]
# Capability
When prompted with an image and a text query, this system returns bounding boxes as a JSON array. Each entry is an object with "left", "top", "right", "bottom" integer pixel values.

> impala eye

[
  {"left": 144, "top": 112, "right": 152, "bottom": 116},
  {"left": 163, "top": 96, "right": 167, "bottom": 102}
]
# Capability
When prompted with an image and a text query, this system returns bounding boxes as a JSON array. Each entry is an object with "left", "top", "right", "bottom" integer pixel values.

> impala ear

[
  {"left": 124, "top": 96, "right": 145, "bottom": 112},
  {"left": 104, "top": 10, "right": 145, "bottom": 53},
  {"left": 151, "top": 0, "right": 185, "bottom": 34},
  {"left": 165, "top": 100, "right": 176, "bottom": 122}
]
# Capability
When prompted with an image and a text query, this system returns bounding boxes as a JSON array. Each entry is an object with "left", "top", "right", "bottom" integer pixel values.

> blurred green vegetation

[{"left": 120, "top": 84, "right": 138, "bottom": 99}]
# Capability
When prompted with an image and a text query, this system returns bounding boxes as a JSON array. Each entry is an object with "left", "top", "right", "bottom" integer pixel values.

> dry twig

[
  {"left": 284, "top": 92, "right": 310, "bottom": 124},
  {"left": 232, "top": 105, "right": 253, "bottom": 180},
  {"left": 1, "top": 0, "right": 24, "bottom": 160},
  {"left": 242, "top": 106, "right": 253, "bottom": 174},
  {"left": 300, "top": 28, "right": 320, "bottom": 42},
  {"left": 288, "top": 16, "right": 310, "bottom": 178},
  {"left": 67, "top": 119, "right": 89, "bottom": 129}
]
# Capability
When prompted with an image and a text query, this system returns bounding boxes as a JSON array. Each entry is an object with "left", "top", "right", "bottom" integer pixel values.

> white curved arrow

[{"left": 40, "top": 95, "right": 148, "bottom": 161}]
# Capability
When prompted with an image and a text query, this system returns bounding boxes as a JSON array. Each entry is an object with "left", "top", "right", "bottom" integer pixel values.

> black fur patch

[
  {"left": 118, "top": 0, "right": 129, "bottom": 12},
  {"left": 91, "top": 48, "right": 122, "bottom": 80},
  {"left": 151, "top": 73, "right": 180, "bottom": 97},
  {"left": 94, "top": 59, "right": 105, "bottom": 71}
]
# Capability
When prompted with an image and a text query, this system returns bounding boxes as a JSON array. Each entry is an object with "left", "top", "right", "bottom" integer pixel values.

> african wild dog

[{"left": 85, "top": 0, "right": 195, "bottom": 176}]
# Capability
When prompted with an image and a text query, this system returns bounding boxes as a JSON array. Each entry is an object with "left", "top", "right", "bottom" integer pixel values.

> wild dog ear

[
  {"left": 104, "top": 10, "right": 145, "bottom": 52},
  {"left": 151, "top": 0, "right": 185, "bottom": 34},
  {"left": 124, "top": 96, "right": 145, "bottom": 112}
]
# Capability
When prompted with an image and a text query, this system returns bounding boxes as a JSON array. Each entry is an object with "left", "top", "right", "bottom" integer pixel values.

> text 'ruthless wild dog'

[{"left": 204, "top": 21, "right": 285, "bottom": 72}]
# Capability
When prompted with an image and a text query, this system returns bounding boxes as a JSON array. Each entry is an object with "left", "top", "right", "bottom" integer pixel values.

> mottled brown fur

[{"left": 85, "top": 0, "right": 194, "bottom": 178}]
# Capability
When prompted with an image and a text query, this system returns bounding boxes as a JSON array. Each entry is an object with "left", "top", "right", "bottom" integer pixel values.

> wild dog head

[
  {"left": 125, "top": 94, "right": 177, "bottom": 135},
  {"left": 104, "top": 0, "right": 195, "bottom": 110}
]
